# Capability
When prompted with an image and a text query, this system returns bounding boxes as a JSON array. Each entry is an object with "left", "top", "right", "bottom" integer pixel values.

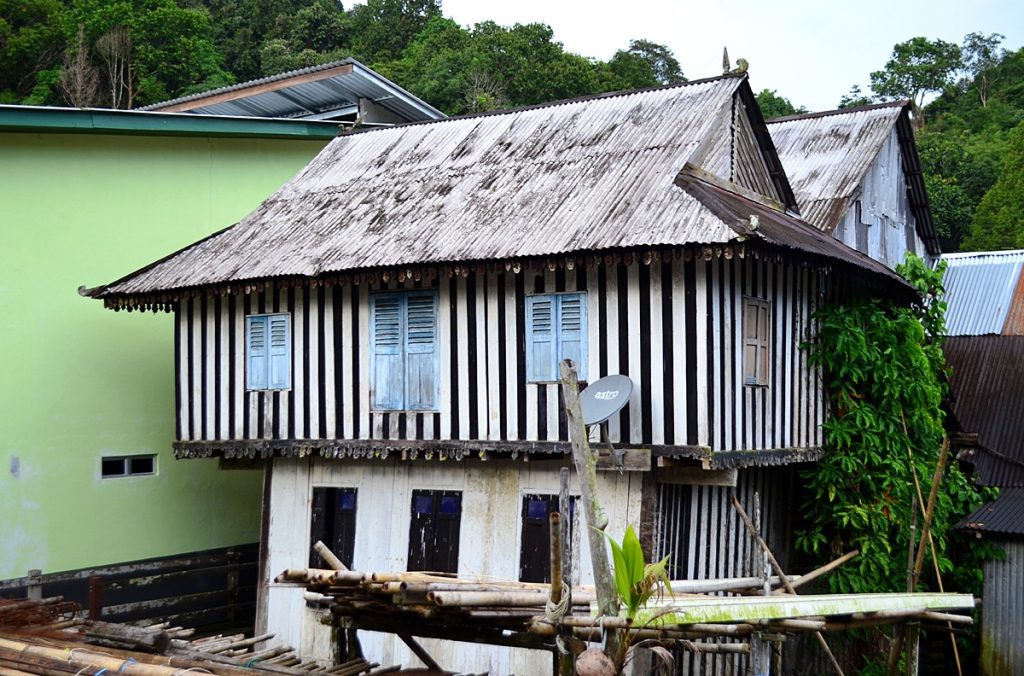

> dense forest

[{"left": 1, "top": 0, "right": 1021, "bottom": 251}]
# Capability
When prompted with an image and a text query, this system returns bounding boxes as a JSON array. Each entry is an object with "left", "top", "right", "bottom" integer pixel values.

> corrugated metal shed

[
  {"left": 942, "top": 250, "right": 1024, "bottom": 336},
  {"left": 767, "top": 103, "right": 938, "bottom": 255},
  {"left": 142, "top": 59, "right": 444, "bottom": 123},
  {"left": 945, "top": 336, "right": 1024, "bottom": 487},
  {"left": 85, "top": 76, "right": 905, "bottom": 305},
  {"left": 959, "top": 488, "right": 1024, "bottom": 536}
]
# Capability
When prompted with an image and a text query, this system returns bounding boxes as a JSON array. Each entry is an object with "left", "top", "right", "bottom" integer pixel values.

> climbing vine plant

[{"left": 796, "top": 254, "right": 998, "bottom": 600}]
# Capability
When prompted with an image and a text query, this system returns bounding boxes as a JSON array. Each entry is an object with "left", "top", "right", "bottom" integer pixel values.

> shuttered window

[
  {"left": 371, "top": 292, "right": 439, "bottom": 410},
  {"left": 743, "top": 297, "right": 770, "bottom": 386},
  {"left": 519, "top": 494, "right": 576, "bottom": 583},
  {"left": 246, "top": 314, "right": 291, "bottom": 390},
  {"left": 407, "top": 490, "right": 461, "bottom": 573},
  {"left": 526, "top": 292, "right": 588, "bottom": 382},
  {"left": 310, "top": 487, "right": 357, "bottom": 569}
]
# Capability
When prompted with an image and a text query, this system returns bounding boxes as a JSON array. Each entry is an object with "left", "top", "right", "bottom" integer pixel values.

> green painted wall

[{"left": 0, "top": 131, "right": 329, "bottom": 579}]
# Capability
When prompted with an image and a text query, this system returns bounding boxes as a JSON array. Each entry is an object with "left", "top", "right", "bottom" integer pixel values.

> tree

[
  {"left": 347, "top": 0, "right": 441, "bottom": 64},
  {"left": 755, "top": 88, "right": 806, "bottom": 118},
  {"left": 960, "top": 32, "right": 1004, "bottom": 107},
  {"left": 0, "top": 0, "right": 65, "bottom": 103},
  {"left": 964, "top": 121, "right": 1024, "bottom": 250},
  {"left": 870, "top": 36, "right": 962, "bottom": 126},
  {"left": 96, "top": 25, "right": 134, "bottom": 108},
  {"left": 837, "top": 84, "right": 872, "bottom": 109},
  {"left": 623, "top": 39, "right": 684, "bottom": 85},
  {"left": 58, "top": 23, "right": 99, "bottom": 106}
]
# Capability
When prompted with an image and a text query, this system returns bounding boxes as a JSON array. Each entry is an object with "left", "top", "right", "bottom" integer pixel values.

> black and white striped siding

[{"left": 175, "top": 256, "right": 823, "bottom": 452}]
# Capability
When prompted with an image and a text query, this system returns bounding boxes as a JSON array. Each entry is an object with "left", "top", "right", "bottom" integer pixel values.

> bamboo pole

[
  {"left": 785, "top": 551, "right": 859, "bottom": 593},
  {"left": 559, "top": 359, "right": 621, "bottom": 659},
  {"left": 730, "top": 493, "right": 846, "bottom": 676},
  {"left": 313, "top": 541, "right": 348, "bottom": 572}
]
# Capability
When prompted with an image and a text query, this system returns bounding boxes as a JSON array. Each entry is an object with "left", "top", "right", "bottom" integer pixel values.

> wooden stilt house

[{"left": 83, "top": 74, "right": 912, "bottom": 674}]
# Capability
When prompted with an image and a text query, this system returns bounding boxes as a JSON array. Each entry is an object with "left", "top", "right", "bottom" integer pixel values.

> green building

[{"left": 0, "top": 106, "right": 339, "bottom": 580}]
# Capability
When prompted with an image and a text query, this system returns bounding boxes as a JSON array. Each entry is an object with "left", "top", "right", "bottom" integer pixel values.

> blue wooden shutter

[
  {"left": 405, "top": 293, "right": 438, "bottom": 410},
  {"left": 557, "top": 293, "right": 586, "bottom": 379},
  {"left": 526, "top": 295, "right": 556, "bottom": 381},
  {"left": 371, "top": 295, "right": 404, "bottom": 409},
  {"left": 246, "top": 316, "right": 269, "bottom": 390},
  {"left": 268, "top": 314, "right": 291, "bottom": 389}
]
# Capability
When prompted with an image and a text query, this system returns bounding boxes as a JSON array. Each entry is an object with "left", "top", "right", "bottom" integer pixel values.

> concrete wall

[{"left": 0, "top": 131, "right": 328, "bottom": 579}]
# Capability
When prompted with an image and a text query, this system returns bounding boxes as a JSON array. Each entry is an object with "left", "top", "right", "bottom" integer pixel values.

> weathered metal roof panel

[
  {"left": 143, "top": 59, "right": 444, "bottom": 122},
  {"left": 943, "top": 250, "right": 1024, "bottom": 335},
  {"left": 97, "top": 79, "right": 745, "bottom": 295},
  {"left": 959, "top": 488, "right": 1024, "bottom": 535},
  {"left": 767, "top": 103, "right": 904, "bottom": 232},
  {"left": 945, "top": 335, "right": 1024, "bottom": 487}
]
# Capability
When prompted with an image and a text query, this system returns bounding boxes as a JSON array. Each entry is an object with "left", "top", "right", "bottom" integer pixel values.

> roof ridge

[
  {"left": 767, "top": 100, "right": 908, "bottom": 124},
  {"left": 943, "top": 249, "right": 1024, "bottom": 260},
  {"left": 335, "top": 74, "right": 746, "bottom": 138}
]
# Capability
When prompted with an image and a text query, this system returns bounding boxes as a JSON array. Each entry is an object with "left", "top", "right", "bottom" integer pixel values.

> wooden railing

[{"left": 0, "top": 544, "right": 258, "bottom": 630}]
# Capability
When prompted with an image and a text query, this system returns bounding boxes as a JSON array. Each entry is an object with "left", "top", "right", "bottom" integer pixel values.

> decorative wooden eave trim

[
  {"left": 172, "top": 437, "right": 822, "bottom": 469},
  {"left": 91, "top": 241, "right": 842, "bottom": 314}
]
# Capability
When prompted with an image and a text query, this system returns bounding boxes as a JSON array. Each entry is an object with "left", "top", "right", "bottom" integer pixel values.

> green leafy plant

[
  {"left": 796, "top": 254, "right": 999, "bottom": 669},
  {"left": 605, "top": 525, "right": 672, "bottom": 619}
]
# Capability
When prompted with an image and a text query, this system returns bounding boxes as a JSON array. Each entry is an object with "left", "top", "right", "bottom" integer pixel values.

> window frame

[
  {"left": 309, "top": 486, "right": 358, "bottom": 569},
  {"left": 518, "top": 493, "right": 577, "bottom": 583},
  {"left": 101, "top": 454, "right": 157, "bottom": 479},
  {"left": 525, "top": 291, "right": 588, "bottom": 383},
  {"left": 245, "top": 312, "right": 292, "bottom": 391},
  {"left": 370, "top": 290, "right": 440, "bottom": 412},
  {"left": 407, "top": 489, "right": 462, "bottom": 574},
  {"left": 742, "top": 296, "right": 771, "bottom": 387}
]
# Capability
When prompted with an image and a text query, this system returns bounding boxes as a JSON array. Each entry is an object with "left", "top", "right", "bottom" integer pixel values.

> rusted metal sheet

[
  {"left": 943, "top": 250, "right": 1024, "bottom": 336},
  {"left": 144, "top": 58, "right": 444, "bottom": 123},
  {"left": 944, "top": 335, "right": 1024, "bottom": 487}
]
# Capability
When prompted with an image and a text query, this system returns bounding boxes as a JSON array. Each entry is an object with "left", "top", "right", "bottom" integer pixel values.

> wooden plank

[
  {"left": 595, "top": 448, "right": 650, "bottom": 472},
  {"left": 657, "top": 467, "right": 737, "bottom": 486}
]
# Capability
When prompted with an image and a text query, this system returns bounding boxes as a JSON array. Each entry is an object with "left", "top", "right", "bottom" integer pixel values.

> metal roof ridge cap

[{"left": 766, "top": 100, "right": 909, "bottom": 125}]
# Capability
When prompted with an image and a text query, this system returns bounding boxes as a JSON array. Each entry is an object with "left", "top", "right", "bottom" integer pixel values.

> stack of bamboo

[
  {"left": 0, "top": 597, "right": 394, "bottom": 675},
  {"left": 279, "top": 566, "right": 977, "bottom": 653}
]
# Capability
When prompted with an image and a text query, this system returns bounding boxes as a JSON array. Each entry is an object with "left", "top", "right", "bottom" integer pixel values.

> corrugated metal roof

[
  {"left": 942, "top": 250, "right": 1024, "bottom": 335},
  {"left": 958, "top": 488, "right": 1024, "bottom": 535},
  {"left": 143, "top": 59, "right": 444, "bottom": 123},
  {"left": 945, "top": 335, "right": 1024, "bottom": 487},
  {"left": 767, "top": 103, "right": 939, "bottom": 255},
  {"left": 85, "top": 76, "right": 908, "bottom": 303},
  {"left": 768, "top": 103, "right": 904, "bottom": 231}
]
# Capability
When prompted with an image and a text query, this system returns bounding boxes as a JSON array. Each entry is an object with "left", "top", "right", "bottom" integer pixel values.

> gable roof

[
  {"left": 768, "top": 102, "right": 939, "bottom": 255},
  {"left": 942, "top": 250, "right": 1024, "bottom": 336},
  {"left": 85, "top": 76, "right": 907, "bottom": 307},
  {"left": 143, "top": 58, "right": 444, "bottom": 123}
]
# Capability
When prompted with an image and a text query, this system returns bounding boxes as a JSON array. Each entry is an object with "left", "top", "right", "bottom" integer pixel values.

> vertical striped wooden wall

[{"left": 175, "top": 253, "right": 824, "bottom": 453}]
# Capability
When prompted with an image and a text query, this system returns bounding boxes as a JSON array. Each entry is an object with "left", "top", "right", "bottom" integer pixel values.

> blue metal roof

[{"left": 942, "top": 250, "right": 1024, "bottom": 336}]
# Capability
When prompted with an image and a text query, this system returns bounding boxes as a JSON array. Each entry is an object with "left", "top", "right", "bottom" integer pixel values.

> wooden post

[
  {"left": 730, "top": 493, "right": 845, "bottom": 676},
  {"left": 557, "top": 467, "right": 575, "bottom": 676},
  {"left": 88, "top": 576, "right": 103, "bottom": 621},
  {"left": 25, "top": 570, "right": 41, "bottom": 602},
  {"left": 559, "top": 359, "right": 620, "bottom": 659}
]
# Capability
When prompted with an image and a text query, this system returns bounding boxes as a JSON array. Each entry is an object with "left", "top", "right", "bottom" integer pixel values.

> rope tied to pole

[{"left": 544, "top": 581, "right": 571, "bottom": 620}]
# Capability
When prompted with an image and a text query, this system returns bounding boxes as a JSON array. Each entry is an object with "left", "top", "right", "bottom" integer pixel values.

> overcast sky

[{"left": 441, "top": 0, "right": 1023, "bottom": 112}]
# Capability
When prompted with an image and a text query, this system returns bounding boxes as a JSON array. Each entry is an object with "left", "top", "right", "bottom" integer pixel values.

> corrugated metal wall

[
  {"left": 655, "top": 466, "right": 794, "bottom": 675},
  {"left": 174, "top": 256, "right": 824, "bottom": 454},
  {"left": 981, "top": 539, "right": 1024, "bottom": 675}
]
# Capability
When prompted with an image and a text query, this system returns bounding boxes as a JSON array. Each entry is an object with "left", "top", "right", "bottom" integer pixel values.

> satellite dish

[{"left": 580, "top": 375, "right": 633, "bottom": 426}]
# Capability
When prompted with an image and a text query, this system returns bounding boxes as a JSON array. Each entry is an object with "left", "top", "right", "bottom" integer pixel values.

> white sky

[{"left": 441, "top": 0, "right": 1024, "bottom": 112}]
